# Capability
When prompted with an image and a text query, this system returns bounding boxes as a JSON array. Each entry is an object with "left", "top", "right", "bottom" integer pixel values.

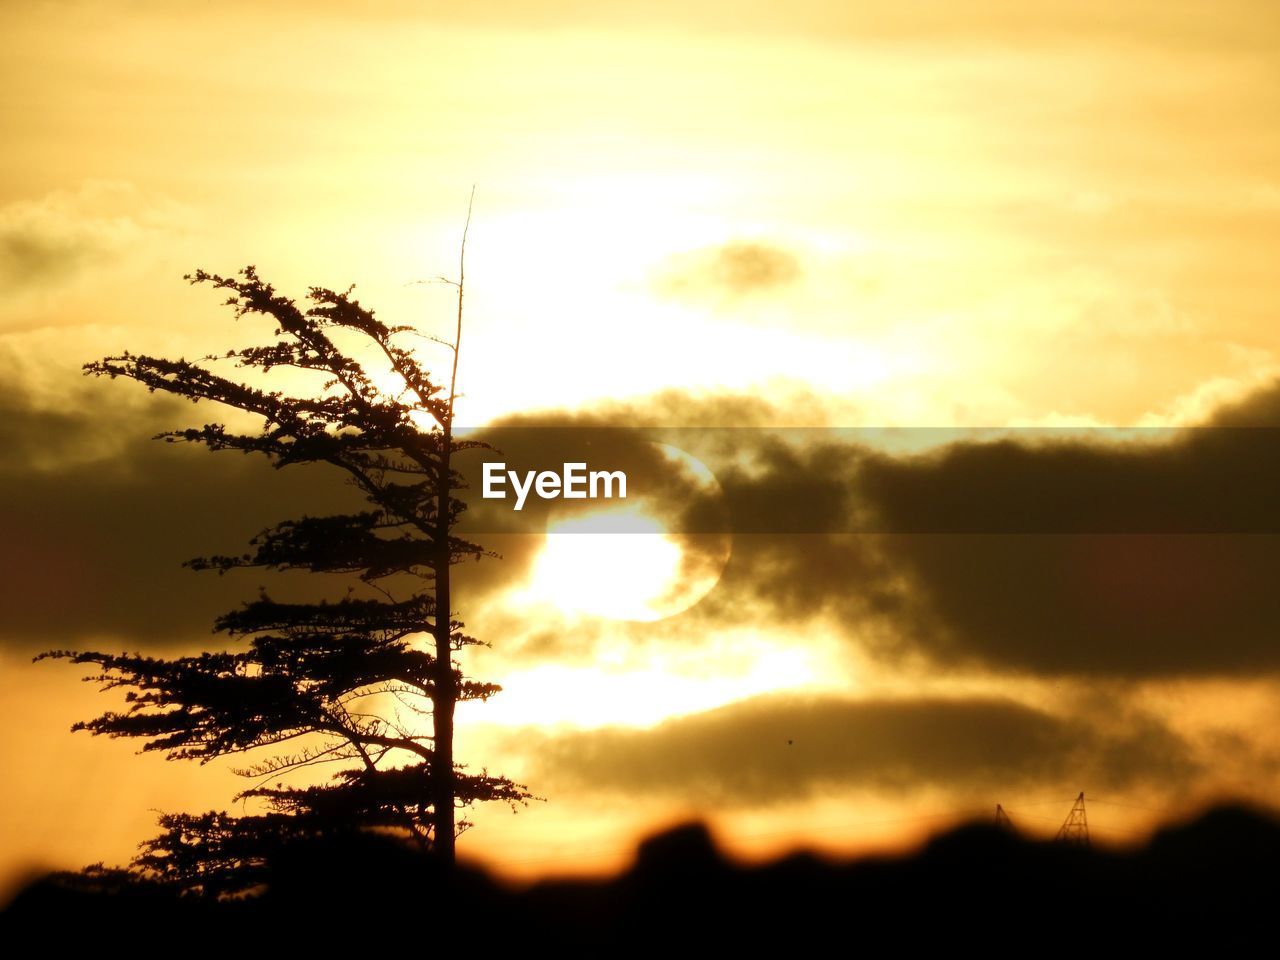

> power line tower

[
  {"left": 995, "top": 804, "right": 1014, "bottom": 830},
  {"left": 1055, "top": 792, "right": 1090, "bottom": 847}
]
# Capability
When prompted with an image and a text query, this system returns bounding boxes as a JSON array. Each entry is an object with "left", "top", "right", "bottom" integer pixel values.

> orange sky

[{"left": 3, "top": 0, "right": 1280, "bottom": 894}]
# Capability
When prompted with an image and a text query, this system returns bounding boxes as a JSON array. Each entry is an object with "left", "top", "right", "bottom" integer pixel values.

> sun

[
  {"left": 508, "top": 441, "right": 732, "bottom": 621},
  {"left": 525, "top": 506, "right": 686, "bottom": 622}
]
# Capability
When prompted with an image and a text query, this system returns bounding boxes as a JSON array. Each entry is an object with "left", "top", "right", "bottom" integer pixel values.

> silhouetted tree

[{"left": 39, "top": 219, "right": 528, "bottom": 894}]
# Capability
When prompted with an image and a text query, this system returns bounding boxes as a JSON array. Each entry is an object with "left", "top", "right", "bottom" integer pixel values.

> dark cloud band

[
  {"left": 525, "top": 693, "right": 1196, "bottom": 803},
  {"left": 9, "top": 378, "right": 1280, "bottom": 679}
]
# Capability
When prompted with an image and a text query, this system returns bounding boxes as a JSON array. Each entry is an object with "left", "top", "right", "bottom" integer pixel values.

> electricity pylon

[
  {"left": 1055, "top": 792, "right": 1090, "bottom": 847},
  {"left": 995, "top": 804, "right": 1014, "bottom": 829}
]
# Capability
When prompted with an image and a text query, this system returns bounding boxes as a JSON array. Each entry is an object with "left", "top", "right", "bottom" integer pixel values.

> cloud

[
  {"left": 11, "top": 367, "right": 1280, "bottom": 682},
  {"left": 0, "top": 379, "right": 782, "bottom": 654},
  {"left": 618, "top": 378, "right": 1280, "bottom": 678},
  {"left": 1202, "top": 379, "right": 1280, "bottom": 428},
  {"left": 842, "top": 382, "right": 1280, "bottom": 675},
  {"left": 0, "top": 382, "right": 366, "bottom": 650},
  {"left": 0, "top": 181, "right": 185, "bottom": 298},
  {"left": 0, "top": 382, "right": 120, "bottom": 474},
  {"left": 448, "top": 379, "right": 1280, "bottom": 678},
  {"left": 526, "top": 693, "right": 1195, "bottom": 803},
  {"left": 654, "top": 241, "right": 802, "bottom": 302},
  {"left": 477, "top": 388, "right": 1280, "bottom": 680}
]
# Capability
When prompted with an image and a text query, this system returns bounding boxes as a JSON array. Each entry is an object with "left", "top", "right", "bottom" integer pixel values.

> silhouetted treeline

[{"left": 4, "top": 803, "right": 1276, "bottom": 948}]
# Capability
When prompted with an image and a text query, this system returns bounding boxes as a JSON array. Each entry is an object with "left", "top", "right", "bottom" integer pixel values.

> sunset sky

[{"left": 3, "top": 0, "right": 1280, "bottom": 893}]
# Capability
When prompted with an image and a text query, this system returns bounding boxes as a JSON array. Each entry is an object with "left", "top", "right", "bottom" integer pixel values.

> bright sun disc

[{"left": 527, "top": 506, "right": 684, "bottom": 622}]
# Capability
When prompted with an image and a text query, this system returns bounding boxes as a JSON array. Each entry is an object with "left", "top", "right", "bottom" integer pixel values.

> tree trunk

[
  {"left": 432, "top": 189, "right": 471, "bottom": 864},
  {"left": 432, "top": 432, "right": 456, "bottom": 863}
]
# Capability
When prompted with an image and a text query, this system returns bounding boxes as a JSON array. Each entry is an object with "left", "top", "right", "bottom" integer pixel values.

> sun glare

[
  {"left": 457, "top": 625, "right": 829, "bottom": 730},
  {"left": 524, "top": 506, "right": 684, "bottom": 622}
]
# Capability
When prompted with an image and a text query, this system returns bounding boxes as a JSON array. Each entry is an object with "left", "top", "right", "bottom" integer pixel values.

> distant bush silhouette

[
  {"left": 37, "top": 230, "right": 529, "bottom": 896},
  {"left": 5, "top": 803, "right": 1277, "bottom": 947}
]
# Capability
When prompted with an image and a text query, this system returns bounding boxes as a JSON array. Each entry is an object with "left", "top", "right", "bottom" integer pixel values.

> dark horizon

[{"left": 8, "top": 797, "right": 1279, "bottom": 945}]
